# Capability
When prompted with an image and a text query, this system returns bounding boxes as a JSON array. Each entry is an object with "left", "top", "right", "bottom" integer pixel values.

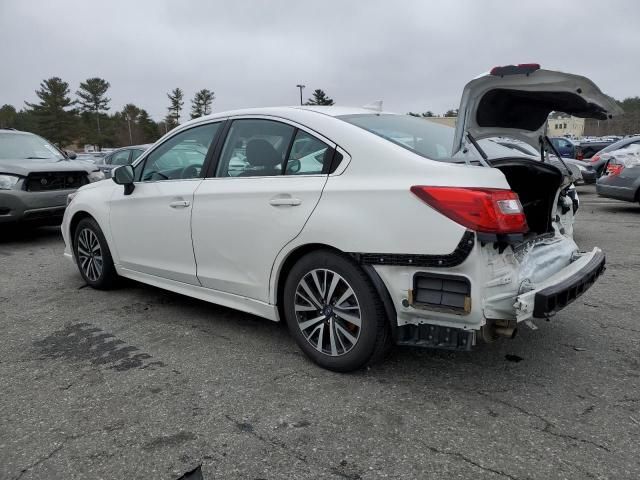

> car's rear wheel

[
  {"left": 283, "top": 250, "right": 390, "bottom": 372},
  {"left": 73, "top": 217, "right": 118, "bottom": 289}
]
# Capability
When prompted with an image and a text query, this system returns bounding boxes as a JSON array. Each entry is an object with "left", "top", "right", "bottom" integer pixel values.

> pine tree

[
  {"left": 122, "top": 104, "right": 140, "bottom": 145},
  {"left": 305, "top": 89, "right": 334, "bottom": 106},
  {"left": 190, "top": 89, "right": 215, "bottom": 119},
  {"left": 25, "top": 77, "right": 76, "bottom": 145},
  {"left": 76, "top": 78, "right": 110, "bottom": 140},
  {"left": 167, "top": 88, "right": 184, "bottom": 125},
  {"left": 137, "top": 109, "right": 159, "bottom": 143},
  {"left": 0, "top": 104, "right": 17, "bottom": 128}
]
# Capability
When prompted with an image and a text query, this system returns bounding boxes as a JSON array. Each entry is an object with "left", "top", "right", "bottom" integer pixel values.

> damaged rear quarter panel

[{"left": 481, "top": 234, "right": 578, "bottom": 320}]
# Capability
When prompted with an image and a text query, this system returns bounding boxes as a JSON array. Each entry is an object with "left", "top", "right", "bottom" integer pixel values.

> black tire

[
  {"left": 283, "top": 250, "right": 391, "bottom": 372},
  {"left": 73, "top": 217, "right": 118, "bottom": 289}
]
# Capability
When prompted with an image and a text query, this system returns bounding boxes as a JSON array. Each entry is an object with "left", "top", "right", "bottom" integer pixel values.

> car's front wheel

[
  {"left": 73, "top": 217, "right": 118, "bottom": 289},
  {"left": 283, "top": 250, "right": 390, "bottom": 372}
]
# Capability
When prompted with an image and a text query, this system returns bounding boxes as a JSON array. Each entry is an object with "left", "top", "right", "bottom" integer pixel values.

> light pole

[{"left": 296, "top": 84, "right": 305, "bottom": 105}]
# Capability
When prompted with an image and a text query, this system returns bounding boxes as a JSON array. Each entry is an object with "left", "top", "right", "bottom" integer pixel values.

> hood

[
  {"left": 0, "top": 158, "right": 97, "bottom": 177},
  {"left": 452, "top": 65, "right": 623, "bottom": 156}
]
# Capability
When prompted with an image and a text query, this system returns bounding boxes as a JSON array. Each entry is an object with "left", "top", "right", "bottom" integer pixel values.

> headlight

[
  {"left": 67, "top": 192, "right": 77, "bottom": 206},
  {"left": 0, "top": 174, "right": 20, "bottom": 190},
  {"left": 87, "top": 170, "right": 105, "bottom": 182}
]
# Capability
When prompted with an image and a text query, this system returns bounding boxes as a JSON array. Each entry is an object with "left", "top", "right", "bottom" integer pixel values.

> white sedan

[{"left": 62, "top": 65, "right": 620, "bottom": 371}]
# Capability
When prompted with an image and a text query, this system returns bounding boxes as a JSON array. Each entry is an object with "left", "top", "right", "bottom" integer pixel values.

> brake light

[
  {"left": 606, "top": 163, "right": 624, "bottom": 176},
  {"left": 411, "top": 186, "right": 529, "bottom": 234},
  {"left": 489, "top": 63, "right": 541, "bottom": 76},
  {"left": 590, "top": 154, "right": 600, "bottom": 163}
]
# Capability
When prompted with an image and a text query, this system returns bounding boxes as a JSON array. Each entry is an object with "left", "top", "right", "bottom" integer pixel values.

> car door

[
  {"left": 191, "top": 118, "right": 333, "bottom": 302},
  {"left": 109, "top": 122, "right": 222, "bottom": 285}
]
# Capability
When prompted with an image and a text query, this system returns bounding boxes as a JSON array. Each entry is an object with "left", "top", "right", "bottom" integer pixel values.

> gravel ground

[{"left": 0, "top": 185, "right": 639, "bottom": 480}]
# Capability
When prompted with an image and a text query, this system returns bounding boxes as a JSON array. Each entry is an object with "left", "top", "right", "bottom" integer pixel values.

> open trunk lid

[{"left": 452, "top": 65, "right": 623, "bottom": 156}]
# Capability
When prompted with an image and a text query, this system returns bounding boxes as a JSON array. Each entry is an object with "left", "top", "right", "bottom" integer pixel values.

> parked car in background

[
  {"left": 494, "top": 139, "right": 596, "bottom": 184},
  {"left": 0, "top": 129, "right": 105, "bottom": 226},
  {"left": 94, "top": 145, "right": 151, "bottom": 178},
  {"left": 62, "top": 66, "right": 620, "bottom": 371},
  {"left": 75, "top": 153, "right": 105, "bottom": 164},
  {"left": 576, "top": 139, "right": 615, "bottom": 160},
  {"left": 589, "top": 136, "right": 640, "bottom": 176},
  {"left": 596, "top": 144, "right": 640, "bottom": 205},
  {"left": 549, "top": 137, "right": 576, "bottom": 158}
]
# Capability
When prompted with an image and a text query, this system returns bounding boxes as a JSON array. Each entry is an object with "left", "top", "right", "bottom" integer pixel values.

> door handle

[
  {"left": 269, "top": 197, "right": 302, "bottom": 207},
  {"left": 169, "top": 200, "right": 190, "bottom": 208}
]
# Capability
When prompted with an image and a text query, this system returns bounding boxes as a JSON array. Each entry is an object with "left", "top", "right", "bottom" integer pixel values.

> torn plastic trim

[{"left": 349, "top": 230, "right": 475, "bottom": 268}]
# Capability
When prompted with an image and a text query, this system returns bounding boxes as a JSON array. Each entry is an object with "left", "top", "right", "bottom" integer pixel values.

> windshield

[
  {"left": 338, "top": 114, "right": 454, "bottom": 159},
  {"left": 0, "top": 132, "right": 65, "bottom": 161}
]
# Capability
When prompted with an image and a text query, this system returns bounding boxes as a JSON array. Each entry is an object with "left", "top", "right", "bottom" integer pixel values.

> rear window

[{"left": 338, "top": 114, "right": 454, "bottom": 160}]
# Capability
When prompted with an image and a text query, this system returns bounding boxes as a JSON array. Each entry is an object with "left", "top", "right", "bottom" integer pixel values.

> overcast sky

[{"left": 1, "top": 0, "right": 639, "bottom": 121}]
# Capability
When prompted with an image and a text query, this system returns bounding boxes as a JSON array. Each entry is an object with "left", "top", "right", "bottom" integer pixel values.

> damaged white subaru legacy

[{"left": 62, "top": 65, "right": 621, "bottom": 371}]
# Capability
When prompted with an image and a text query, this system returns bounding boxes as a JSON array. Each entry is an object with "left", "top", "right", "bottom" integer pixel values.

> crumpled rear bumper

[{"left": 514, "top": 247, "right": 605, "bottom": 321}]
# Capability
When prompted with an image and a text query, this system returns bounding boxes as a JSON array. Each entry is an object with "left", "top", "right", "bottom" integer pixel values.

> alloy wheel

[
  {"left": 294, "top": 269, "right": 362, "bottom": 356},
  {"left": 77, "top": 228, "right": 103, "bottom": 282}
]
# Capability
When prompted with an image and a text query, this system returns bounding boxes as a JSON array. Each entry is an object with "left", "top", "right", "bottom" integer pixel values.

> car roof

[
  {"left": 111, "top": 144, "right": 153, "bottom": 152},
  {"left": 601, "top": 135, "right": 640, "bottom": 152},
  {"left": 0, "top": 129, "right": 33, "bottom": 135},
  {"left": 177, "top": 106, "right": 395, "bottom": 128}
]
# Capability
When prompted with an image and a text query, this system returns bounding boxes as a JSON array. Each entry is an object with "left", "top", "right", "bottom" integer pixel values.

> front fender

[{"left": 62, "top": 182, "right": 118, "bottom": 263}]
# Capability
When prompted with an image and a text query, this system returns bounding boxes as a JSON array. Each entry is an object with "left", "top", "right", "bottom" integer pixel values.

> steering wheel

[{"left": 181, "top": 164, "right": 200, "bottom": 179}]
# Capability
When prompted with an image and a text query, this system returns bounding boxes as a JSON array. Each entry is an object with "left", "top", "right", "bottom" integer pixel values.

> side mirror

[
  {"left": 112, "top": 165, "right": 135, "bottom": 195},
  {"left": 66, "top": 150, "right": 77, "bottom": 160}
]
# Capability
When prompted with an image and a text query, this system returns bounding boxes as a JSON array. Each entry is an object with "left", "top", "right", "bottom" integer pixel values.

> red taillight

[
  {"left": 606, "top": 163, "right": 624, "bottom": 176},
  {"left": 411, "top": 186, "right": 529, "bottom": 234},
  {"left": 590, "top": 154, "right": 600, "bottom": 163},
  {"left": 489, "top": 63, "right": 541, "bottom": 76}
]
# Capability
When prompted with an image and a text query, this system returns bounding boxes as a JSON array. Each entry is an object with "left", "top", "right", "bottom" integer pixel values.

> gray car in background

[
  {"left": 0, "top": 129, "right": 105, "bottom": 225},
  {"left": 588, "top": 136, "right": 640, "bottom": 176},
  {"left": 596, "top": 143, "right": 640, "bottom": 205},
  {"left": 94, "top": 144, "right": 151, "bottom": 178}
]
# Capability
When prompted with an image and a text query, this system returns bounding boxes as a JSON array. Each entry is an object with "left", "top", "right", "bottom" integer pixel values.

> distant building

[{"left": 547, "top": 113, "right": 585, "bottom": 138}]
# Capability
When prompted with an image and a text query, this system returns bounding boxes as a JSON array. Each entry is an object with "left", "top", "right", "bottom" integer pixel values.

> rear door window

[{"left": 215, "top": 119, "right": 295, "bottom": 177}]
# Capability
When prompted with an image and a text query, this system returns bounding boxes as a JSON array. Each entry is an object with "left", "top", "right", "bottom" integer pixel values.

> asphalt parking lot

[{"left": 0, "top": 185, "right": 639, "bottom": 480}]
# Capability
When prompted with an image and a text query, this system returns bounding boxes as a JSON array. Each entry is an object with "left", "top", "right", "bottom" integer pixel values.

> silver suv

[{"left": 0, "top": 129, "right": 104, "bottom": 226}]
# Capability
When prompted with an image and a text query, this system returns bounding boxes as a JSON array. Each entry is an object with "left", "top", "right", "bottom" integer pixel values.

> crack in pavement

[
  {"left": 593, "top": 320, "right": 640, "bottom": 335},
  {"left": 477, "top": 392, "right": 611, "bottom": 453},
  {"left": 416, "top": 439, "right": 523, "bottom": 480},
  {"left": 224, "top": 414, "right": 347, "bottom": 478},
  {"left": 12, "top": 442, "right": 65, "bottom": 480},
  {"left": 224, "top": 414, "right": 309, "bottom": 464},
  {"left": 9, "top": 427, "right": 111, "bottom": 480}
]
